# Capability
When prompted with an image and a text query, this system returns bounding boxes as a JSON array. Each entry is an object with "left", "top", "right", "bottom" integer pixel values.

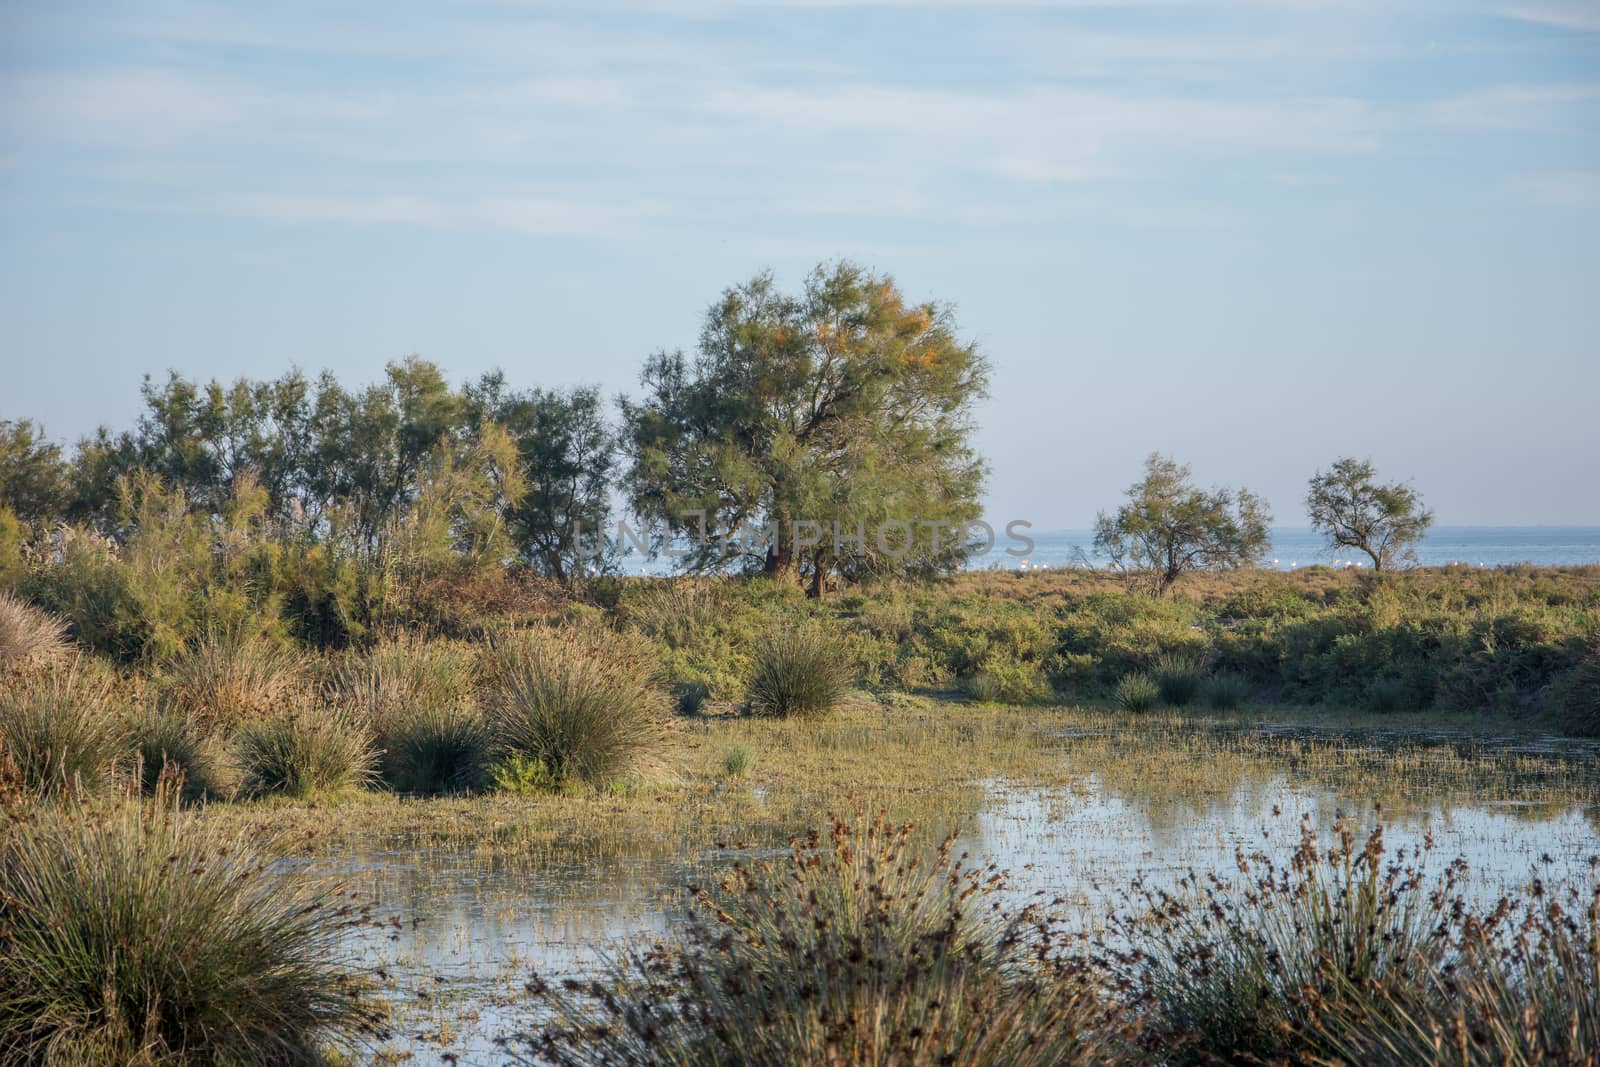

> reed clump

[
  {"left": 745, "top": 626, "right": 853, "bottom": 718},
  {"left": 486, "top": 625, "right": 672, "bottom": 789},
  {"left": 0, "top": 786, "right": 379, "bottom": 1064},
  {"left": 514, "top": 810, "right": 1132, "bottom": 1066}
]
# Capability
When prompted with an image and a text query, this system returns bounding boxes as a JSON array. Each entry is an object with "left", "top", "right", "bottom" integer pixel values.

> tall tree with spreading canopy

[
  {"left": 1306, "top": 457, "right": 1432, "bottom": 571},
  {"left": 1094, "top": 453, "right": 1271, "bottom": 594},
  {"left": 621, "top": 262, "right": 988, "bottom": 595}
]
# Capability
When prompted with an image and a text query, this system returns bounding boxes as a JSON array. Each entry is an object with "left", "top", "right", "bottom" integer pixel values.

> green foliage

[
  {"left": 516, "top": 812, "right": 1128, "bottom": 1066},
  {"left": 621, "top": 262, "right": 989, "bottom": 589},
  {"left": 1201, "top": 672, "right": 1251, "bottom": 710},
  {"left": 488, "top": 753, "right": 565, "bottom": 796},
  {"left": 965, "top": 656, "right": 1051, "bottom": 704},
  {"left": 1094, "top": 453, "right": 1271, "bottom": 594},
  {"left": 1553, "top": 648, "right": 1600, "bottom": 736},
  {"left": 746, "top": 626, "right": 853, "bottom": 718},
  {"left": 233, "top": 704, "right": 376, "bottom": 799},
  {"left": 0, "top": 418, "right": 71, "bottom": 531},
  {"left": 1152, "top": 652, "right": 1204, "bottom": 706},
  {"left": 486, "top": 626, "right": 672, "bottom": 788},
  {"left": 134, "top": 708, "right": 224, "bottom": 801},
  {"left": 0, "top": 792, "right": 375, "bottom": 1064},
  {"left": 722, "top": 743, "right": 754, "bottom": 777},
  {"left": 468, "top": 375, "right": 616, "bottom": 580},
  {"left": 1307, "top": 456, "right": 1433, "bottom": 571},
  {"left": 1115, "top": 672, "right": 1160, "bottom": 712},
  {"left": 376, "top": 699, "right": 489, "bottom": 795},
  {"left": 0, "top": 664, "right": 132, "bottom": 798}
]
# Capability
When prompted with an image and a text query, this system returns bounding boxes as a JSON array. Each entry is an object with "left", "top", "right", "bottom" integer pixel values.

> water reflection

[{"left": 305, "top": 727, "right": 1600, "bottom": 1065}]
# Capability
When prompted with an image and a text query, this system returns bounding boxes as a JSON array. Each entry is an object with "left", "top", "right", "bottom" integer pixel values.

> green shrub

[
  {"left": 133, "top": 708, "right": 224, "bottom": 801},
  {"left": 0, "top": 592, "right": 70, "bottom": 676},
  {"left": 746, "top": 627, "right": 852, "bottom": 718},
  {"left": 1363, "top": 676, "right": 1414, "bottom": 712},
  {"left": 376, "top": 699, "right": 488, "bottom": 795},
  {"left": 722, "top": 744, "right": 754, "bottom": 778},
  {"left": 0, "top": 792, "right": 376, "bottom": 1064},
  {"left": 1152, "top": 652, "right": 1203, "bottom": 707},
  {"left": 1115, "top": 672, "right": 1160, "bottom": 712},
  {"left": 160, "top": 629, "right": 307, "bottom": 731},
  {"left": 234, "top": 703, "right": 376, "bottom": 799},
  {"left": 1202, "top": 672, "right": 1251, "bottom": 710},
  {"left": 515, "top": 812, "right": 1129, "bottom": 1066},
  {"left": 489, "top": 753, "right": 565, "bottom": 796},
  {"left": 486, "top": 626, "right": 672, "bottom": 788},
  {"left": 674, "top": 680, "right": 711, "bottom": 715},
  {"left": 0, "top": 665, "right": 132, "bottom": 798},
  {"left": 964, "top": 656, "right": 1051, "bottom": 704},
  {"left": 1554, "top": 650, "right": 1600, "bottom": 736}
]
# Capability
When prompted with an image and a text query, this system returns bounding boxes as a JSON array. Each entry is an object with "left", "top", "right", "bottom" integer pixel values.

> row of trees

[
  {"left": 1, "top": 262, "right": 989, "bottom": 598},
  {"left": 2, "top": 259, "right": 1435, "bottom": 607},
  {"left": 1094, "top": 454, "right": 1433, "bottom": 593}
]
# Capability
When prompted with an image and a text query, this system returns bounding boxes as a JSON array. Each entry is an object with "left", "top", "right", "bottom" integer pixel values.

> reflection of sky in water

[
  {"left": 962, "top": 777, "right": 1599, "bottom": 915},
  {"left": 300, "top": 737, "right": 1600, "bottom": 1065}
]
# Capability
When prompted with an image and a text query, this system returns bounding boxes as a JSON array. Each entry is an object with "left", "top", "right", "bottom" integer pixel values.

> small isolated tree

[
  {"left": 1093, "top": 454, "right": 1271, "bottom": 595},
  {"left": 1306, "top": 457, "right": 1432, "bottom": 572}
]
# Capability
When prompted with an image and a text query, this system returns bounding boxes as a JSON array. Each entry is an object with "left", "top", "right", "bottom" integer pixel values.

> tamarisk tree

[
  {"left": 621, "top": 262, "right": 988, "bottom": 595},
  {"left": 1306, "top": 457, "right": 1432, "bottom": 571}
]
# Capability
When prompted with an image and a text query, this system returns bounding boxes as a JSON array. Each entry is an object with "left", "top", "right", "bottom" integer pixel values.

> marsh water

[{"left": 312, "top": 720, "right": 1600, "bottom": 1065}]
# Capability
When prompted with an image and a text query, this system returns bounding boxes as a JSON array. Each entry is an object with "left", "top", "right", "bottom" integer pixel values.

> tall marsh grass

[
  {"left": 160, "top": 629, "right": 306, "bottom": 730},
  {"left": 745, "top": 626, "right": 852, "bottom": 718},
  {"left": 0, "top": 664, "right": 131, "bottom": 798},
  {"left": 234, "top": 702, "right": 376, "bottom": 799},
  {"left": 0, "top": 592, "right": 70, "bottom": 675},
  {"left": 515, "top": 811, "right": 1129, "bottom": 1066},
  {"left": 337, "top": 635, "right": 486, "bottom": 794},
  {"left": 486, "top": 626, "right": 671, "bottom": 789},
  {"left": 0, "top": 789, "right": 377, "bottom": 1064}
]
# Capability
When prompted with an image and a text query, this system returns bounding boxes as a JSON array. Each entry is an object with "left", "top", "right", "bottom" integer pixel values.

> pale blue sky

[{"left": 2, "top": 0, "right": 1596, "bottom": 526}]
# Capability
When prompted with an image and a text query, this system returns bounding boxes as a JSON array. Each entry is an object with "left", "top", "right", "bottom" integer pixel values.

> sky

[{"left": 1, "top": 0, "right": 1596, "bottom": 528}]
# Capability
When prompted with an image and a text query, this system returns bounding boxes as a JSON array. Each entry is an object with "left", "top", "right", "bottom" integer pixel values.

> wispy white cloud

[
  {"left": 1515, "top": 169, "right": 1600, "bottom": 207},
  {"left": 1428, "top": 83, "right": 1600, "bottom": 129},
  {"left": 1500, "top": 4, "right": 1600, "bottom": 31}
]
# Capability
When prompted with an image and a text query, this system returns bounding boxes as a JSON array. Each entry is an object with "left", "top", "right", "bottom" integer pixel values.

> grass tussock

[
  {"left": 745, "top": 626, "right": 852, "bottom": 718},
  {"left": 377, "top": 698, "right": 489, "bottom": 795},
  {"left": 0, "top": 663, "right": 132, "bottom": 798},
  {"left": 337, "top": 634, "right": 486, "bottom": 794},
  {"left": 0, "top": 788, "right": 378, "bottom": 1065},
  {"left": 1115, "top": 813, "right": 1600, "bottom": 1066},
  {"left": 234, "top": 701, "right": 376, "bottom": 799},
  {"left": 515, "top": 810, "right": 1131, "bottom": 1066},
  {"left": 160, "top": 629, "right": 306, "bottom": 731},
  {"left": 133, "top": 707, "right": 225, "bottom": 801},
  {"left": 1200, "top": 671, "right": 1250, "bottom": 710},
  {"left": 1152, "top": 652, "right": 1203, "bottom": 707},
  {"left": 1115, "top": 672, "right": 1160, "bottom": 712},
  {"left": 486, "top": 626, "right": 672, "bottom": 789},
  {"left": 0, "top": 592, "right": 71, "bottom": 676}
]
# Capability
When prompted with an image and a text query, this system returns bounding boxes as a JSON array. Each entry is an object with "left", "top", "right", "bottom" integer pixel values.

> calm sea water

[{"left": 973, "top": 525, "right": 1600, "bottom": 572}]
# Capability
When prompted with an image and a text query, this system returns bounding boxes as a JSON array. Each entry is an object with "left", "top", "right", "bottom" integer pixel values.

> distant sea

[
  {"left": 972, "top": 526, "right": 1600, "bottom": 572},
  {"left": 618, "top": 526, "right": 1600, "bottom": 575}
]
